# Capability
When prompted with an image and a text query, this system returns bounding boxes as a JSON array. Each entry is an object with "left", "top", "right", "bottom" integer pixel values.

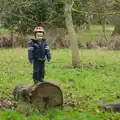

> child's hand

[
  {"left": 48, "top": 59, "right": 50, "bottom": 62},
  {"left": 30, "top": 60, "right": 34, "bottom": 64}
]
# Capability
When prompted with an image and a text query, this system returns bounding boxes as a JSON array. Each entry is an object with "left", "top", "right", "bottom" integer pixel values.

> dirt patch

[{"left": 0, "top": 98, "right": 17, "bottom": 109}]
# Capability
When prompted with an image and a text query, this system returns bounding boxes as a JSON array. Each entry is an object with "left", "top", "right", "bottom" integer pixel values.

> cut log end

[{"left": 13, "top": 82, "right": 63, "bottom": 110}]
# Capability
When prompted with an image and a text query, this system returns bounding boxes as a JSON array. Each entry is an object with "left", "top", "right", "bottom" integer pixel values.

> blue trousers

[{"left": 33, "top": 59, "right": 45, "bottom": 84}]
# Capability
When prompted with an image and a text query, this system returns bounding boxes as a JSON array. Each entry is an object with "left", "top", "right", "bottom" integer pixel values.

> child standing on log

[{"left": 28, "top": 26, "right": 51, "bottom": 84}]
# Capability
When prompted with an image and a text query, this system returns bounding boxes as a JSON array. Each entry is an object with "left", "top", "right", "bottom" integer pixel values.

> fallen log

[
  {"left": 13, "top": 82, "right": 63, "bottom": 110},
  {"left": 99, "top": 103, "right": 120, "bottom": 112}
]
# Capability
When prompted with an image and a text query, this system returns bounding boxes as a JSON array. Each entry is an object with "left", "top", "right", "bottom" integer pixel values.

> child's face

[{"left": 36, "top": 32, "right": 44, "bottom": 39}]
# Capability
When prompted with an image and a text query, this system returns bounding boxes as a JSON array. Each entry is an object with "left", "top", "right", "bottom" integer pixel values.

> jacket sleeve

[
  {"left": 28, "top": 40, "right": 34, "bottom": 63},
  {"left": 44, "top": 42, "right": 51, "bottom": 61}
]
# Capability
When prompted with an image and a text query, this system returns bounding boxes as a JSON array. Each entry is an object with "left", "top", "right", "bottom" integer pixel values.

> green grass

[
  {"left": 1, "top": 109, "right": 120, "bottom": 120},
  {"left": 0, "top": 48, "right": 120, "bottom": 119},
  {"left": 0, "top": 25, "right": 114, "bottom": 42},
  {"left": 78, "top": 25, "right": 114, "bottom": 42},
  {"left": 0, "top": 28, "right": 8, "bottom": 33}
]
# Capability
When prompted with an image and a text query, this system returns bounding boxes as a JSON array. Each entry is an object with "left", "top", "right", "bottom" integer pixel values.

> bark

[
  {"left": 13, "top": 82, "right": 63, "bottom": 110},
  {"left": 64, "top": 0, "right": 80, "bottom": 67},
  {"left": 112, "top": 20, "right": 120, "bottom": 35}
]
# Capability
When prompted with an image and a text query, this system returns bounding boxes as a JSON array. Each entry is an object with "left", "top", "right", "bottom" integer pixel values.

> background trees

[{"left": 0, "top": 0, "right": 120, "bottom": 66}]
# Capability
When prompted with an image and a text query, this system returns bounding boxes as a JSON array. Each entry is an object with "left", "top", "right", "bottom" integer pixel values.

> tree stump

[{"left": 13, "top": 82, "right": 63, "bottom": 110}]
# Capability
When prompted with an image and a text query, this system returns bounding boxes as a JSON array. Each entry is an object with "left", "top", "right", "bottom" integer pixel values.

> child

[{"left": 28, "top": 26, "right": 51, "bottom": 84}]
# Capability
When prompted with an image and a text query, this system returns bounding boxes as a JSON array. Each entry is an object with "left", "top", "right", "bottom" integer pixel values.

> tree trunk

[
  {"left": 113, "top": 23, "right": 120, "bottom": 35},
  {"left": 112, "top": 17, "right": 120, "bottom": 35},
  {"left": 102, "top": 16, "right": 107, "bottom": 41},
  {"left": 64, "top": 0, "right": 80, "bottom": 67},
  {"left": 10, "top": 29, "right": 14, "bottom": 47},
  {"left": 13, "top": 82, "right": 63, "bottom": 110}
]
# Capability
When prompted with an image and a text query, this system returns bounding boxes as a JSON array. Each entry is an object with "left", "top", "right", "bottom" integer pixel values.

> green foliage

[
  {"left": 72, "top": 0, "right": 89, "bottom": 26},
  {"left": 0, "top": 0, "right": 90, "bottom": 32},
  {"left": 1, "top": 0, "right": 65, "bottom": 31},
  {"left": 0, "top": 0, "right": 120, "bottom": 34}
]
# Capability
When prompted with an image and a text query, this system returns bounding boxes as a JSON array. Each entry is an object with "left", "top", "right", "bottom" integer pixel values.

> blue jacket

[{"left": 28, "top": 39, "right": 51, "bottom": 63}]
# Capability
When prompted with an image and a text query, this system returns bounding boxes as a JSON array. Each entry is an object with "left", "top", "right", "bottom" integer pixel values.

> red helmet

[{"left": 33, "top": 26, "right": 44, "bottom": 33}]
